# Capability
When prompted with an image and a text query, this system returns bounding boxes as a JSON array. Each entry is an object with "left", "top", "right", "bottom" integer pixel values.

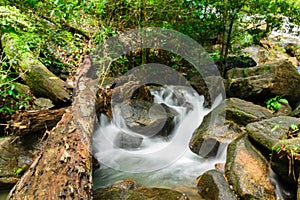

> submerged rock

[
  {"left": 93, "top": 179, "right": 189, "bottom": 200},
  {"left": 225, "top": 136, "right": 276, "bottom": 199},
  {"left": 225, "top": 60, "right": 300, "bottom": 105},
  {"left": 114, "top": 132, "right": 143, "bottom": 150},
  {"left": 197, "top": 169, "right": 236, "bottom": 200}
]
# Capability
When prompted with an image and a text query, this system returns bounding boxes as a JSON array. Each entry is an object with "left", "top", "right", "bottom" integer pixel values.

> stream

[{"left": 92, "top": 85, "right": 225, "bottom": 191}]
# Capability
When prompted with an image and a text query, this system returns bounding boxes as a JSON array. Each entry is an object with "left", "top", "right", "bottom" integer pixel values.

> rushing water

[{"left": 92, "top": 85, "right": 225, "bottom": 189}]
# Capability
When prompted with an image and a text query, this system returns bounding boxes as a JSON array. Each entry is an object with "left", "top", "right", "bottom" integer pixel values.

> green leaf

[
  {"left": 271, "top": 124, "right": 280, "bottom": 132},
  {"left": 14, "top": 167, "right": 23, "bottom": 176},
  {"left": 293, "top": 145, "right": 298, "bottom": 151},
  {"left": 278, "top": 98, "right": 288, "bottom": 104}
]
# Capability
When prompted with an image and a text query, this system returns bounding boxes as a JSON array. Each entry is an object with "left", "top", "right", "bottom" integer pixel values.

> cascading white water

[{"left": 92, "top": 85, "right": 225, "bottom": 189}]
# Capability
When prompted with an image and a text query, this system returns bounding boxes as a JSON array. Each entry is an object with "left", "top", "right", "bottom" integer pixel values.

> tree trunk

[
  {"left": 6, "top": 107, "right": 67, "bottom": 136},
  {"left": 2, "top": 32, "right": 71, "bottom": 105},
  {"left": 7, "top": 55, "right": 97, "bottom": 200}
]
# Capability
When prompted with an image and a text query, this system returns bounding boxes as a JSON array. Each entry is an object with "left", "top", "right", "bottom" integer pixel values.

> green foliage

[
  {"left": 0, "top": 5, "right": 34, "bottom": 33},
  {"left": 0, "top": 55, "right": 31, "bottom": 116},
  {"left": 265, "top": 96, "right": 288, "bottom": 111}
]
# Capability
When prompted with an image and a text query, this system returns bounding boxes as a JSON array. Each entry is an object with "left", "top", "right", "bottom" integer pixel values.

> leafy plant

[
  {"left": 265, "top": 96, "right": 289, "bottom": 111},
  {"left": 290, "top": 124, "right": 299, "bottom": 132},
  {"left": 287, "top": 124, "right": 300, "bottom": 139},
  {"left": 272, "top": 140, "right": 299, "bottom": 180},
  {"left": 0, "top": 55, "right": 31, "bottom": 116}
]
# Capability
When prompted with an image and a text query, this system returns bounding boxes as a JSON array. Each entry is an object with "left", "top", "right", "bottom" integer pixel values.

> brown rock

[{"left": 225, "top": 136, "right": 276, "bottom": 199}]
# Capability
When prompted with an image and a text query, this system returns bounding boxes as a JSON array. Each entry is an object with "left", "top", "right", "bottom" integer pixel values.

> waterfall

[{"left": 92, "top": 85, "right": 225, "bottom": 188}]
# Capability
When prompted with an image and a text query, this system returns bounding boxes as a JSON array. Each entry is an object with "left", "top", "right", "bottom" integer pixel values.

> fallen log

[
  {"left": 2, "top": 32, "right": 71, "bottom": 105},
  {"left": 6, "top": 107, "right": 67, "bottom": 136},
  {"left": 7, "top": 55, "right": 97, "bottom": 199}
]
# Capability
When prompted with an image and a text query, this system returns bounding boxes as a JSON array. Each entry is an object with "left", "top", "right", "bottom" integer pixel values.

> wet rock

[
  {"left": 225, "top": 136, "right": 276, "bottom": 199},
  {"left": 114, "top": 132, "right": 143, "bottom": 149},
  {"left": 119, "top": 101, "right": 178, "bottom": 138},
  {"left": 247, "top": 116, "right": 300, "bottom": 153},
  {"left": 197, "top": 169, "right": 236, "bottom": 200},
  {"left": 189, "top": 75, "right": 225, "bottom": 108},
  {"left": 271, "top": 138, "right": 300, "bottom": 198},
  {"left": 189, "top": 98, "right": 271, "bottom": 158},
  {"left": 93, "top": 179, "right": 189, "bottom": 200},
  {"left": 225, "top": 60, "right": 300, "bottom": 105}
]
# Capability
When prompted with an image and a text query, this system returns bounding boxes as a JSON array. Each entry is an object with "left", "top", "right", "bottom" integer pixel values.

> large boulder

[
  {"left": 225, "top": 60, "right": 300, "bottom": 105},
  {"left": 225, "top": 136, "right": 277, "bottom": 199},
  {"left": 225, "top": 98, "right": 273, "bottom": 126},
  {"left": 197, "top": 169, "right": 236, "bottom": 200},
  {"left": 247, "top": 116, "right": 300, "bottom": 153},
  {"left": 189, "top": 98, "right": 272, "bottom": 158},
  {"left": 118, "top": 101, "right": 178, "bottom": 138},
  {"left": 247, "top": 116, "right": 300, "bottom": 199}
]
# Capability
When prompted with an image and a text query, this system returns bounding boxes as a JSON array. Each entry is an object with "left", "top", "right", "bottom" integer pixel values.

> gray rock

[
  {"left": 225, "top": 98, "right": 273, "bottom": 126},
  {"left": 242, "top": 46, "right": 269, "bottom": 65},
  {"left": 114, "top": 132, "right": 143, "bottom": 149},
  {"left": 0, "top": 136, "right": 40, "bottom": 190},
  {"left": 197, "top": 169, "right": 236, "bottom": 200},
  {"left": 190, "top": 75, "right": 225, "bottom": 108},
  {"left": 275, "top": 101, "right": 292, "bottom": 116},
  {"left": 189, "top": 98, "right": 271, "bottom": 158},
  {"left": 247, "top": 116, "right": 300, "bottom": 152},
  {"left": 290, "top": 104, "right": 300, "bottom": 118},
  {"left": 225, "top": 60, "right": 300, "bottom": 105},
  {"left": 225, "top": 136, "right": 277, "bottom": 199},
  {"left": 119, "top": 101, "right": 178, "bottom": 138}
]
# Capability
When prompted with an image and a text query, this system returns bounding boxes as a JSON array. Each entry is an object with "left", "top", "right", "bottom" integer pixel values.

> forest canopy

[{"left": 0, "top": 0, "right": 299, "bottom": 119}]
